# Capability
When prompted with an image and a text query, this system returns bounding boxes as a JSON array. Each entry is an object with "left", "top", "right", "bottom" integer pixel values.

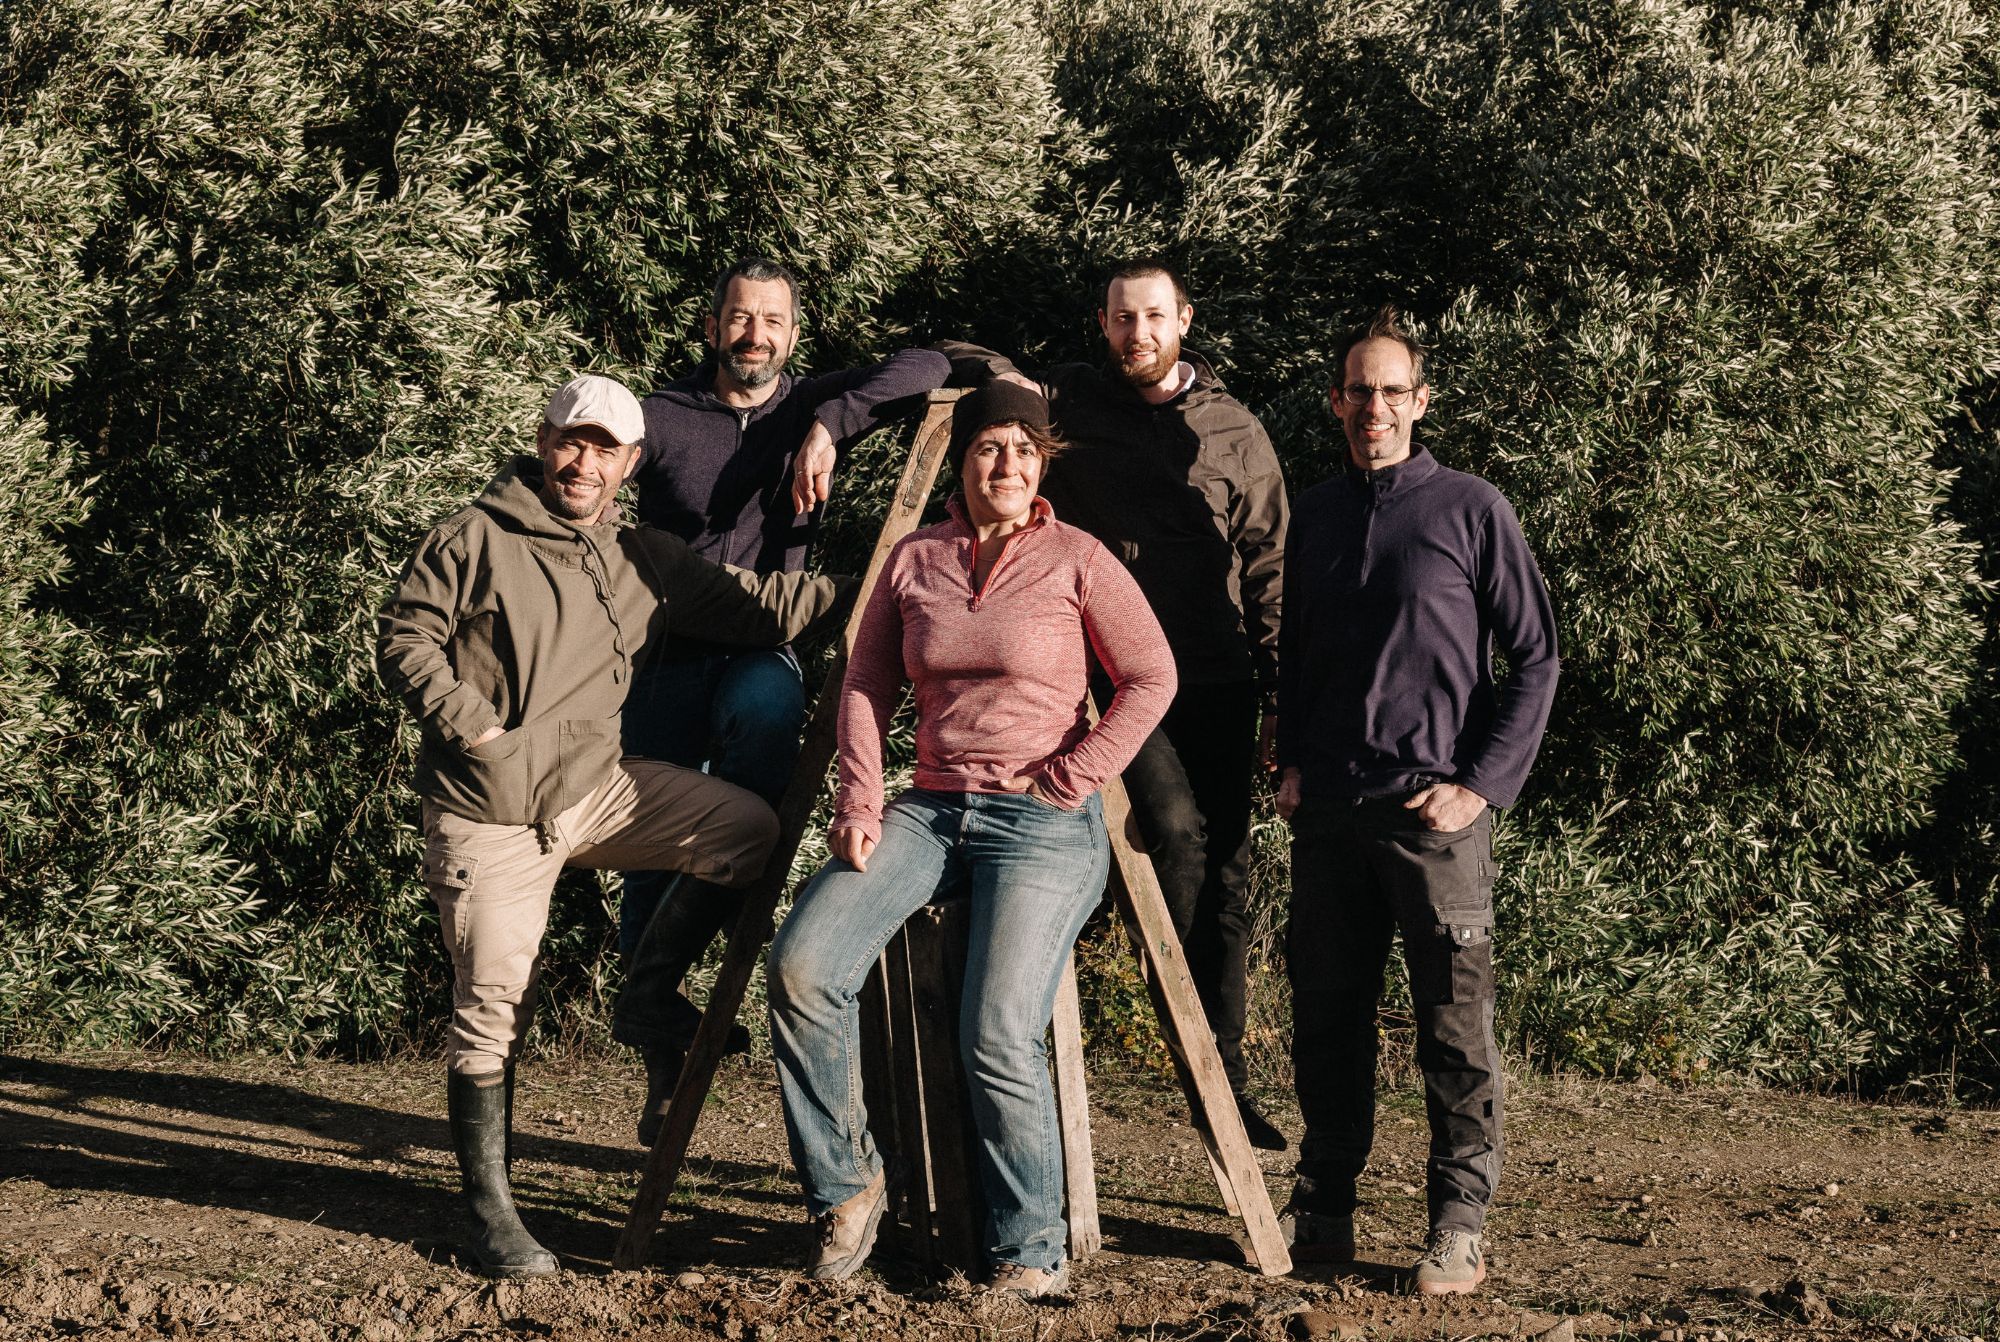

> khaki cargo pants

[{"left": 424, "top": 759, "right": 778, "bottom": 1076}]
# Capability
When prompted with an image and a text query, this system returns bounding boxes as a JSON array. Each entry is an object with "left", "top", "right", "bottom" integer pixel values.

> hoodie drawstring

[{"left": 572, "top": 528, "right": 633, "bottom": 685}]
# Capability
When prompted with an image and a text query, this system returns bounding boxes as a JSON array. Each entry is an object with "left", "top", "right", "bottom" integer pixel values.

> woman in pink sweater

[{"left": 767, "top": 382, "right": 1176, "bottom": 1296}]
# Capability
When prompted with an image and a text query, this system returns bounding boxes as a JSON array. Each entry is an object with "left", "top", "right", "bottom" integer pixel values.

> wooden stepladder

[{"left": 613, "top": 389, "right": 1291, "bottom": 1276}]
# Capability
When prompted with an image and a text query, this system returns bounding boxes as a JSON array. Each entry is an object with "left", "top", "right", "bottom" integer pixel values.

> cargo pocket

[
  {"left": 423, "top": 848, "right": 482, "bottom": 962},
  {"left": 1448, "top": 924, "right": 1496, "bottom": 1008},
  {"left": 1397, "top": 812, "right": 1493, "bottom": 914},
  {"left": 425, "top": 850, "right": 480, "bottom": 892},
  {"left": 1409, "top": 919, "right": 1493, "bottom": 1005}
]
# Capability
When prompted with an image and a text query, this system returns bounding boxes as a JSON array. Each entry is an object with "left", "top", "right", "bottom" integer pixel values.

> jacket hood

[{"left": 473, "top": 457, "right": 626, "bottom": 539}]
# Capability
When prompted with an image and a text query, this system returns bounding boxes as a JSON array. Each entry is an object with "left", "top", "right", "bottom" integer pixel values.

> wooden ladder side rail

[
  {"left": 1098, "top": 776, "right": 1294, "bottom": 1276},
  {"left": 613, "top": 389, "right": 961, "bottom": 1270}
]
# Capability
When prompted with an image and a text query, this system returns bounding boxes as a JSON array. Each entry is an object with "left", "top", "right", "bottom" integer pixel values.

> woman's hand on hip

[
  {"left": 831, "top": 826, "right": 876, "bottom": 873},
  {"left": 994, "top": 772, "right": 1059, "bottom": 806}
]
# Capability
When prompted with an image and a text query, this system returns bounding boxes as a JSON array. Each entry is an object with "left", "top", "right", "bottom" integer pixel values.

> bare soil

[{"left": 2, "top": 1049, "right": 1996, "bottom": 1340}]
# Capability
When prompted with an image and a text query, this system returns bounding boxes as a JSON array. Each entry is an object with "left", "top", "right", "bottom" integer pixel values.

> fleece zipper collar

[
  {"left": 944, "top": 494, "right": 1054, "bottom": 610},
  {"left": 1345, "top": 442, "right": 1441, "bottom": 498},
  {"left": 648, "top": 360, "right": 798, "bottom": 422}
]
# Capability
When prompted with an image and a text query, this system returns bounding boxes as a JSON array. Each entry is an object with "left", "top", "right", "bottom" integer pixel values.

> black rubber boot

[
  {"left": 503, "top": 1063, "right": 516, "bottom": 1171},
  {"left": 447, "top": 1070, "right": 557, "bottom": 1278},
  {"left": 637, "top": 1045, "right": 681, "bottom": 1148}
]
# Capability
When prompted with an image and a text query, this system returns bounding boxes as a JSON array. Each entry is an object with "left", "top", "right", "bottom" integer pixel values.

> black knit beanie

[{"left": 948, "top": 382, "right": 1052, "bottom": 468}]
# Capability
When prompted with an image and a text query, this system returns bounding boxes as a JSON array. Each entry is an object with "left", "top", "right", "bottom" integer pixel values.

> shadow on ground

[{"left": 0, "top": 1053, "right": 808, "bottom": 1273}]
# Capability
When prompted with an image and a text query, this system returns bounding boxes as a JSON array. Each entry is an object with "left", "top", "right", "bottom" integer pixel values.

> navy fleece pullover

[
  {"left": 635, "top": 349, "right": 949, "bottom": 574},
  {"left": 1276, "top": 445, "right": 1559, "bottom": 808}
]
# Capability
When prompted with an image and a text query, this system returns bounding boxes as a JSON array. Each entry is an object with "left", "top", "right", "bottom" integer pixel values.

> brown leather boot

[{"left": 806, "top": 1170, "right": 886, "bottom": 1281}]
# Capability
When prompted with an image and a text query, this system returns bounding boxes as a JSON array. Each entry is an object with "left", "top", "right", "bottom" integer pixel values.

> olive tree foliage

[
  {"left": 1920, "top": 5, "right": 2000, "bottom": 1095},
  {"left": 295, "top": 0, "right": 1056, "bottom": 373},
  {"left": 0, "top": 60, "right": 281, "bottom": 1044},
  {"left": 0, "top": 0, "right": 1054, "bottom": 1052},
  {"left": 5, "top": 0, "right": 1998, "bottom": 1089},
  {"left": 936, "top": 0, "right": 1326, "bottom": 396},
  {"left": 1932, "top": 384, "right": 2000, "bottom": 1095},
  {"left": 1336, "top": 0, "right": 1999, "bottom": 1084},
  {"left": 995, "top": 0, "right": 1999, "bottom": 1084},
  {"left": 0, "top": 0, "right": 572, "bottom": 1048}
]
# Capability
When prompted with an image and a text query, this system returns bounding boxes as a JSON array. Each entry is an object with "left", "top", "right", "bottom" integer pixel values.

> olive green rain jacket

[{"left": 377, "top": 457, "right": 850, "bottom": 825}]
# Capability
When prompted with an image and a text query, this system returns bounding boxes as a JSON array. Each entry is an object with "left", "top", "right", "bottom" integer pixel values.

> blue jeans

[
  {"left": 612, "top": 650, "right": 806, "bottom": 1051},
  {"left": 767, "top": 788, "right": 1109, "bottom": 1271}
]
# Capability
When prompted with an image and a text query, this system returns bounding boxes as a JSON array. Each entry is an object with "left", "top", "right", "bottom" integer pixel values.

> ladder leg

[{"left": 613, "top": 394, "right": 961, "bottom": 1270}]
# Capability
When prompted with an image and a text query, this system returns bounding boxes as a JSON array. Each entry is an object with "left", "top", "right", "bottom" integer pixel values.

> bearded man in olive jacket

[{"left": 377, "top": 374, "right": 849, "bottom": 1279}]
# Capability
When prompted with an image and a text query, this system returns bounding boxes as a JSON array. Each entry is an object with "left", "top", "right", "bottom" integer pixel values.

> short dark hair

[
  {"left": 1104, "top": 257, "right": 1190, "bottom": 310},
  {"left": 1334, "top": 305, "right": 1427, "bottom": 387},
  {"left": 710, "top": 256, "right": 800, "bottom": 322}
]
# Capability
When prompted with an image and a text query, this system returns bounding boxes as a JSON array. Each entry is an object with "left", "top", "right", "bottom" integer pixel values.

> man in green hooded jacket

[{"left": 377, "top": 373, "right": 849, "bottom": 1277}]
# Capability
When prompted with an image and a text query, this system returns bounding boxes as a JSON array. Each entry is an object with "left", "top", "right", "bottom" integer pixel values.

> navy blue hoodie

[{"left": 1276, "top": 444, "right": 1558, "bottom": 808}]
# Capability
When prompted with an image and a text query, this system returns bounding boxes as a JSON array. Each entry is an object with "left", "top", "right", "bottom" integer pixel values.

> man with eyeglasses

[
  {"left": 376, "top": 374, "right": 851, "bottom": 1275},
  {"left": 934, "top": 259, "right": 1291, "bottom": 1152},
  {"left": 1274, "top": 308, "right": 1559, "bottom": 1294}
]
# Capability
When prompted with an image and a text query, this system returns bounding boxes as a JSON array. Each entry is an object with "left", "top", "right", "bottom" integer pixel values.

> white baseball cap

[{"left": 542, "top": 374, "right": 645, "bottom": 446}]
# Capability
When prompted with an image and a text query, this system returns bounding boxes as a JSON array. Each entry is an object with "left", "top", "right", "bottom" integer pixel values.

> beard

[
  {"left": 540, "top": 475, "right": 607, "bottom": 521},
  {"left": 1113, "top": 331, "right": 1182, "bottom": 389},
  {"left": 721, "top": 339, "right": 785, "bottom": 390}
]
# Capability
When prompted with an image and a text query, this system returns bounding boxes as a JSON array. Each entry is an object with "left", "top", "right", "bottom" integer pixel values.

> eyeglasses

[{"left": 1340, "top": 383, "right": 1418, "bottom": 407}]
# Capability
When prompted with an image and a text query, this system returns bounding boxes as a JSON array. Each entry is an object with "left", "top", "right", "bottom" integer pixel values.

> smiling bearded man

[
  {"left": 376, "top": 373, "right": 852, "bottom": 1277},
  {"left": 609, "top": 260, "right": 949, "bottom": 1144}
]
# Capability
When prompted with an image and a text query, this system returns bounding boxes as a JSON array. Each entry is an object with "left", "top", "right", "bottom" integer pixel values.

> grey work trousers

[{"left": 1287, "top": 794, "right": 1501, "bottom": 1235}]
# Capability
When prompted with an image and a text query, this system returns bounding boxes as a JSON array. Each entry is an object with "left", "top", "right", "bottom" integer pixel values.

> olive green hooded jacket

[{"left": 377, "top": 458, "right": 850, "bottom": 825}]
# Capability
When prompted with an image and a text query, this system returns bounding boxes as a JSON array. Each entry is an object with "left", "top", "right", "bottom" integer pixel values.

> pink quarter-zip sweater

[{"left": 833, "top": 495, "right": 1177, "bottom": 843}]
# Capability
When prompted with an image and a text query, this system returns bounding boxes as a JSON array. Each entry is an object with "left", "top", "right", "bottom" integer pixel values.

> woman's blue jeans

[{"left": 767, "top": 788, "right": 1109, "bottom": 1271}]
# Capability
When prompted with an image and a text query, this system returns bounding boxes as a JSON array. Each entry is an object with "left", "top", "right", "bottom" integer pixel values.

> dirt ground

[{"left": 2, "top": 1049, "right": 1996, "bottom": 1341}]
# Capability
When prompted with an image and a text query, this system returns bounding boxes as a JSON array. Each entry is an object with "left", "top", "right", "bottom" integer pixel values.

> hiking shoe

[
  {"left": 1234, "top": 1094, "right": 1288, "bottom": 1152},
  {"left": 1279, "top": 1205, "right": 1356, "bottom": 1263},
  {"left": 988, "top": 1260, "right": 1071, "bottom": 1299},
  {"left": 1411, "top": 1227, "right": 1486, "bottom": 1294},
  {"left": 807, "top": 1170, "right": 886, "bottom": 1281}
]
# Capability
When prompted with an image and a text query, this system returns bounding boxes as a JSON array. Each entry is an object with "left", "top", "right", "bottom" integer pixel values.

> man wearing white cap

[{"left": 377, "top": 374, "right": 851, "bottom": 1278}]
